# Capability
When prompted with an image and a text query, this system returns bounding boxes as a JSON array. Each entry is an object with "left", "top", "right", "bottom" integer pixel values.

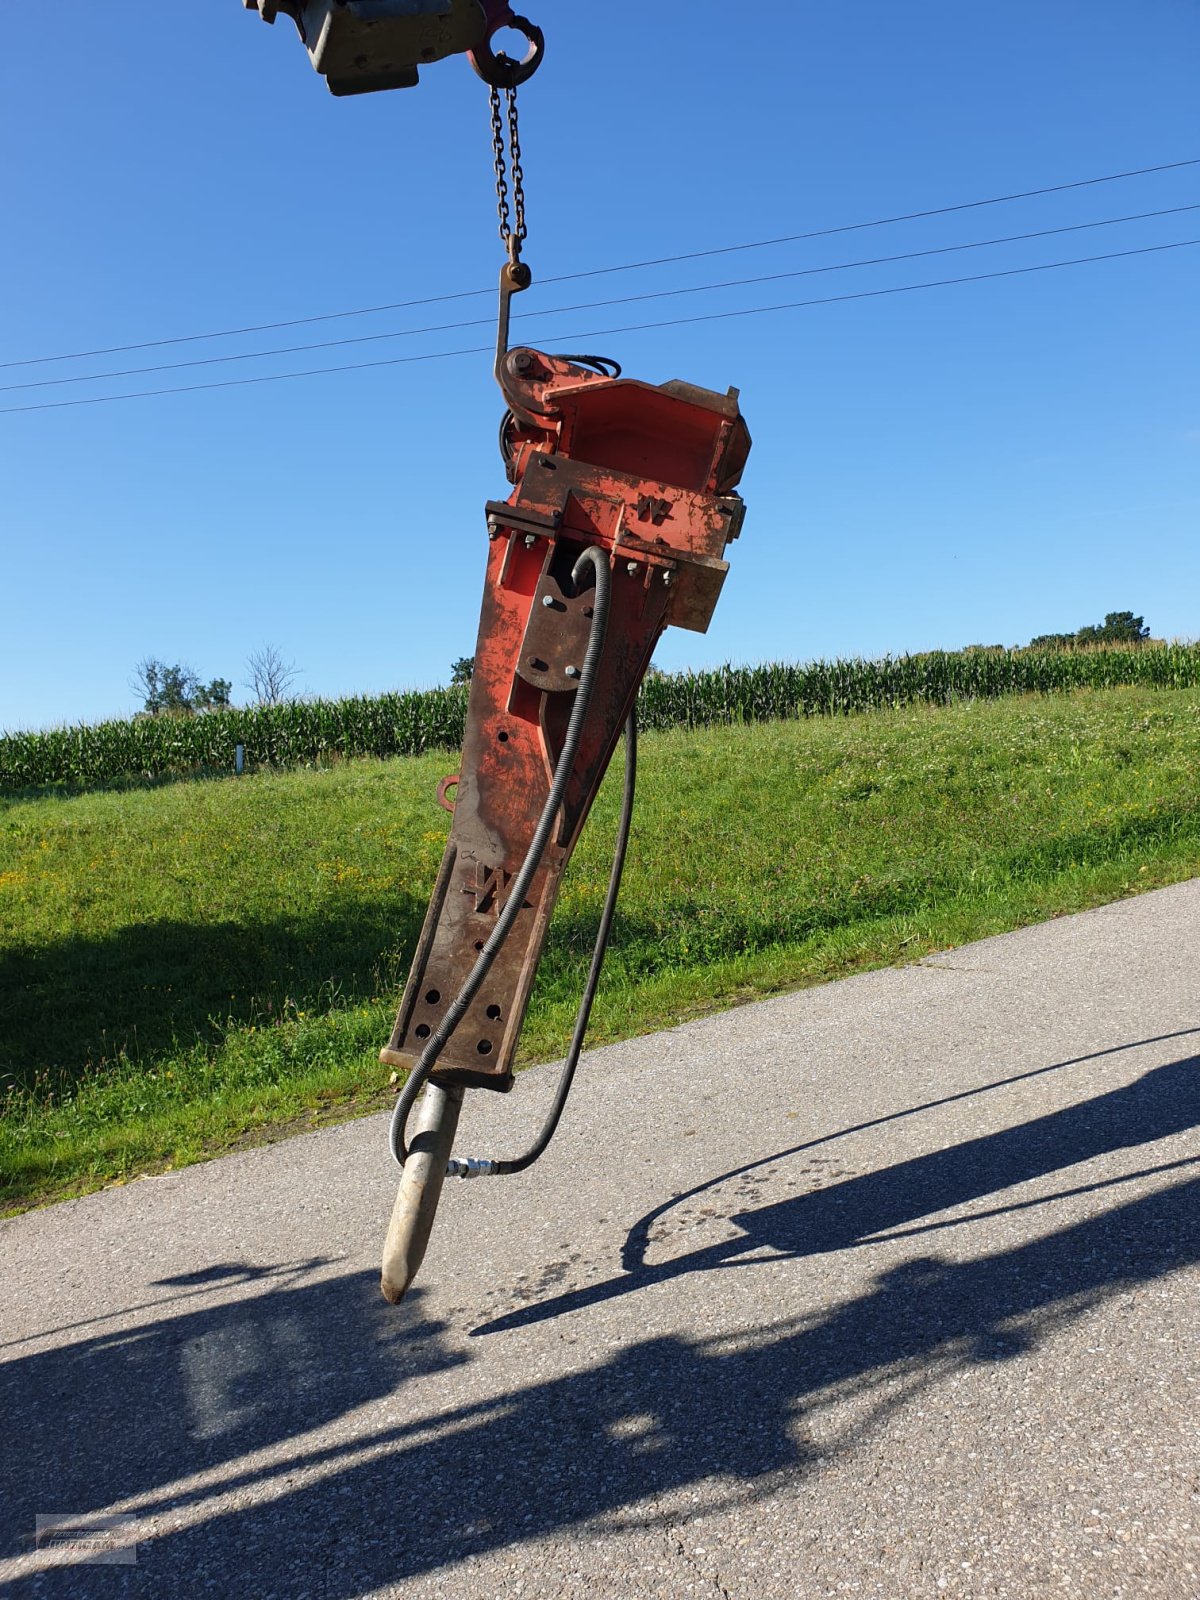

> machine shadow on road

[
  {"left": 0, "top": 1259, "right": 466, "bottom": 1586},
  {"left": 477, "top": 1032, "right": 1200, "bottom": 1333},
  {"left": 3, "top": 1041, "right": 1197, "bottom": 1596}
]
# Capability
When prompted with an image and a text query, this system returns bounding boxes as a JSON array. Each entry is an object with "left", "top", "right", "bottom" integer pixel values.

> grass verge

[{"left": 3, "top": 684, "right": 1199, "bottom": 1212}]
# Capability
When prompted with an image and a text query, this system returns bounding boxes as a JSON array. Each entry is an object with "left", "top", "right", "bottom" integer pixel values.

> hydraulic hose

[
  {"left": 479, "top": 704, "right": 635, "bottom": 1175},
  {"left": 389, "top": 543, "right": 613, "bottom": 1169}
]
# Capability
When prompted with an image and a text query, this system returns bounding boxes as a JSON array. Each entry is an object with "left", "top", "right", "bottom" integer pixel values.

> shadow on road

[
  {"left": 478, "top": 1042, "right": 1200, "bottom": 1334},
  {"left": 3, "top": 1042, "right": 1197, "bottom": 1595}
]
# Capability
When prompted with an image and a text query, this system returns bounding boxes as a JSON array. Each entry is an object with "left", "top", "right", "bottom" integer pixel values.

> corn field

[
  {"left": 0, "top": 688, "right": 469, "bottom": 792},
  {"left": 4, "top": 644, "right": 1199, "bottom": 792},
  {"left": 638, "top": 643, "right": 1200, "bottom": 731}
]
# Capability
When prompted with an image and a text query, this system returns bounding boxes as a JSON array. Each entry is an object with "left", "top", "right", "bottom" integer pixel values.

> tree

[
  {"left": 131, "top": 658, "right": 231, "bottom": 716},
  {"left": 245, "top": 644, "right": 300, "bottom": 705},
  {"left": 1096, "top": 611, "right": 1150, "bottom": 644},
  {"left": 450, "top": 656, "right": 474, "bottom": 685},
  {"left": 1028, "top": 611, "right": 1150, "bottom": 650},
  {"left": 193, "top": 677, "right": 233, "bottom": 711}
]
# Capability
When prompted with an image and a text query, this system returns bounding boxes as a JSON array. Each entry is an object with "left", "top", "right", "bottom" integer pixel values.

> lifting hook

[{"left": 469, "top": 11, "right": 545, "bottom": 88}]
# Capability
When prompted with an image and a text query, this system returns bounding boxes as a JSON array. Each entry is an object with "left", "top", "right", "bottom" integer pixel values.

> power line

[
  {"left": 2, "top": 156, "right": 1196, "bottom": 371},
  {"left": 4, "top": 203, "right": 1195, "bottom": 395},
  {"left": 2, "top": 236, "right": 1195, "bottom": 418}
]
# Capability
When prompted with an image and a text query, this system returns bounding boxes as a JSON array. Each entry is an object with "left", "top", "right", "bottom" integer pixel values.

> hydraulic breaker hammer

[
  {"left": 381, "top": 351, "right": 749, "bottom": 1092},
  {"left": 379, "top": 342, "right": 750, "bottom": 1299},
  {"left": 239, "top": 0, "right": 748, "bottom": 1306}
]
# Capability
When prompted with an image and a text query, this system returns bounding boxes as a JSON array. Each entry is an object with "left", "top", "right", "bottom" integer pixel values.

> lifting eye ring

[
  {"left": 437, "top": 774, "right": 459, "bottom": 813},
  {"left": 469, "top": 13, "right": 545, "bottom": 88}
]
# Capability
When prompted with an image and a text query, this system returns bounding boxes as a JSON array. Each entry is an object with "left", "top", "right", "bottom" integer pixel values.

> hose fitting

[{"left": 446, "top": 1157, "right": 500, "bottom": 1179}]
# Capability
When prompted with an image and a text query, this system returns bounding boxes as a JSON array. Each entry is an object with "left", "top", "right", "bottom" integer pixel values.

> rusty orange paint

[{"left": 380, "top": 352, "right": 750, "bottom": 1090}]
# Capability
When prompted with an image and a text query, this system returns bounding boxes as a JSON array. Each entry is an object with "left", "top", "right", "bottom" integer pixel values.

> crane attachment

[
  {"left": 238, "top": 0, "right": 750, "bottom": 1304},
  {"left": 243, "top": 0, "right": 543, "bottom": 94}
]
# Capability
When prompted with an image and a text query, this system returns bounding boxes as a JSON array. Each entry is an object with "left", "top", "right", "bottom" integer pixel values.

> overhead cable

[
  {"left": 3, "top": 203, "right": 1195, "bottom": 395},
  {"left": 2, "top": 156, "right": 1196, "bottom": 371},
  {"left": 3, "top": 236, "right": 1195, "bottom": 418}
]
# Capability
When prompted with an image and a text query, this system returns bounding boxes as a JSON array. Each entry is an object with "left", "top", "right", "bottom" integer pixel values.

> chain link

[
  {"left": 489, "top": 83, "right": 526, "bottom": 261},
  {"left": 506, "top": 87, "right": 526, "bottom": 250}
]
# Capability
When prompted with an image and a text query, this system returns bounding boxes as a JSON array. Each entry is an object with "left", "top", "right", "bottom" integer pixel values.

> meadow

[{"left": 3, "top": 683, "right": 1200, "bottom": 1211}]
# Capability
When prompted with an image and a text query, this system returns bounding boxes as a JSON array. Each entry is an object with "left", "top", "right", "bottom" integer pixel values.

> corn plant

[{"left": 4, "top": 644, "right": 1199, "bottom": 792}]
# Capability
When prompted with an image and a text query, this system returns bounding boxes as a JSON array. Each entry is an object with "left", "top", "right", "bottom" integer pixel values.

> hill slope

[{"left": 3, "top": 684, "right": 1200, "bottom": 1210}]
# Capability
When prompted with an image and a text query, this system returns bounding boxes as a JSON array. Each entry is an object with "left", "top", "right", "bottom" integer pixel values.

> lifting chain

[{"left": 489, "top": 83, "right": 527, "bottom": 268}]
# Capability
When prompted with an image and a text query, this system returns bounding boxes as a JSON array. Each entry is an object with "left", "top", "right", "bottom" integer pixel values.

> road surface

[{"left": 3, "top": 881, "right": 1198, "bottom": 1597}]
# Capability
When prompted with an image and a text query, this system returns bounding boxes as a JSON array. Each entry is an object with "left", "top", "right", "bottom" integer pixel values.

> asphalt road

[{"left": 3, "top": 881, "right": 1199, "bottom": 1599}]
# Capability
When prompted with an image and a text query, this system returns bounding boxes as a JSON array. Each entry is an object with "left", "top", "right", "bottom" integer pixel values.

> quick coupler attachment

[{"left": 243, "top": 1, "right": 544, "bottom": 96}]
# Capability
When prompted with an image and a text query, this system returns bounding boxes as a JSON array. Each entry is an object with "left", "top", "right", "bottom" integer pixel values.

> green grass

[{"left": 4, "top": 683, "right": 1200, "bottom": 1211}]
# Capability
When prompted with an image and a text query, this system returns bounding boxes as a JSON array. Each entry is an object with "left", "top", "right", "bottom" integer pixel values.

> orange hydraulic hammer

[
  {"left": 382, "top": 352, "right": 749, "bottom": 1089},
  {"left": 379, "top": 343, "right": 749, "bottom": 1300}
]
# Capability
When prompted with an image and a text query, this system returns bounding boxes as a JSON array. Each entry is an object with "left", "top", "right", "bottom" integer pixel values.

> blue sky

[{"left": 2, "top": 1, "right": 1198, "bottom": 731}]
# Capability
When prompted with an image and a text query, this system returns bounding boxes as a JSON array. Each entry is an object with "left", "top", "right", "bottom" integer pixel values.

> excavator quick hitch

[
  {"left": 380, "top": 351, "right": 750, "bottom": 1095},
  {"left": 243, "top": 0, "right": 543, "bottom": 95}
]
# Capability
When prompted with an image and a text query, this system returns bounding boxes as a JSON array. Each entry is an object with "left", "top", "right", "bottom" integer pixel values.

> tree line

[
  {"left": 132, "top": 645, "right": 299, "bottom": 716},
  {"left": 132, "top": 611, "right": 1154, "bottom": 719},
  {"left": 1028, "top": 610, "right": 1151, "bottom": 650}
]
